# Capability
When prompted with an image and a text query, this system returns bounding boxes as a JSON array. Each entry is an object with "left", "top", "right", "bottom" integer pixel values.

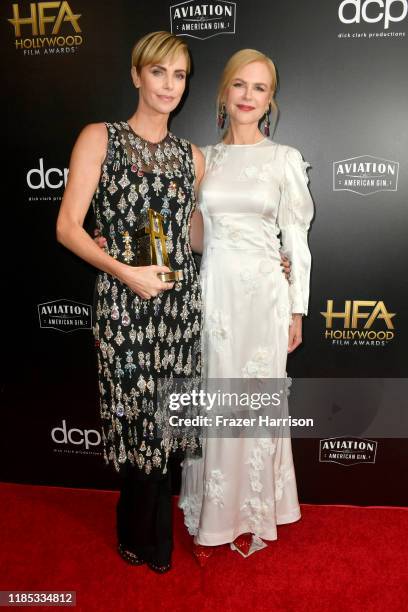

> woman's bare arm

[{"left": 56, "top": 123, "right": 173, "bottom": 299}]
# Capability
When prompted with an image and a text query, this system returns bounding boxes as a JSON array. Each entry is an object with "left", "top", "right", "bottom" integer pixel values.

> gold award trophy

[{"left": 134, "top": 209, "right": 183, "bottom": 282}]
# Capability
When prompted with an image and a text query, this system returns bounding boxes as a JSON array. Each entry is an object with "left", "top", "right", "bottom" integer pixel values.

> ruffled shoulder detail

[
  {"left": 285, "top": 146, "right": 311, "bottom": 185},
  {"left": 199, "top": 143, "right": 228, "bottom": 173},
  {"left": 279, "top": 146, "right": 314, "bottom": 231}
]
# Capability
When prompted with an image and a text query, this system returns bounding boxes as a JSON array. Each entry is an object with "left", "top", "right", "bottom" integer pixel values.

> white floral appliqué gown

[{"left": 178, "top": 139, "right": 314, "bottom": 545}]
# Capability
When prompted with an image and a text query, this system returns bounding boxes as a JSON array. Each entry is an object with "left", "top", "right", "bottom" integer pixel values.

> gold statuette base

[{"left": 158, "top": 270, "right": 184, "bottom": 282}]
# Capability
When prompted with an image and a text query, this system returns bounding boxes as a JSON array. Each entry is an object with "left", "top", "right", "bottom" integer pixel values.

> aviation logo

[
  {"left": 319, "top": 436, "right": 377, "bottom": 465},
  {"left": 38, "top": 299, "right": 92, "bottom": 333},
  {"left": 333, "top": 155, "right": 398, "bottom": 195},
  {"left": 170, "top": 0, "right": 236, "bottom": 40}
]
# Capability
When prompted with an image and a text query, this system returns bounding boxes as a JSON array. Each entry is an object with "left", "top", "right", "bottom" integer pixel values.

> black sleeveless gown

[{"left": 91, "top": 121, "right": 202, "bottom": 568}]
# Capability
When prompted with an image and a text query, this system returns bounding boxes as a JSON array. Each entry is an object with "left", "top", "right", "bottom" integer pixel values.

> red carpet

[{"left": 0, "top": 483, "right": 407, "bottom": 611}]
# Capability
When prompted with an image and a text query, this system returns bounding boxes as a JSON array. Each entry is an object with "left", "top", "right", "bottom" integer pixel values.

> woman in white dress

[{"left": 179, "top": 49, "right": 314, "bottom": 563}]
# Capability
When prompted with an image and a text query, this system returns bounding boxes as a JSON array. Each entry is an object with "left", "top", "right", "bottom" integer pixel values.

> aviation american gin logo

[
  {"left": 333, "top": 155, "right": 399, "bottom": 195},
  {"left": 38, "top": 299, "right": 92, "bottom": 332},
  {"left": 170, "top": 0, "right": 236, "bottom": 39}
]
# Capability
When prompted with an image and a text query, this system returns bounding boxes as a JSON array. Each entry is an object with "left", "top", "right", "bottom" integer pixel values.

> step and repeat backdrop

[{"left": 1, "top": 0, "right": 407, "bottom": 503}]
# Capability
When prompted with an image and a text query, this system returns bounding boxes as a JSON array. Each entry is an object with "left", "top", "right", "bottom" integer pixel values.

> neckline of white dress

[{"left": 220, "top": 137, "right": 269, "bottom": 147}]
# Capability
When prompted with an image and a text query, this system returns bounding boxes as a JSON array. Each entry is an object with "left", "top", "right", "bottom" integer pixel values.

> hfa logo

[
  {"left": 7, "top": 2, "right": 83, "bottom": 55},
  {"left": 321, "top": 300, "right": 396, "bottom": 347},
  {"left": 170, "top": 0, "right": 236, "bottom": 40}
]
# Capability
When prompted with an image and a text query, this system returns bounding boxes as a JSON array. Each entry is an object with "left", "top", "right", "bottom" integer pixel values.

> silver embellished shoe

[{"left": 117, "top": 543, "right": 145, "bottom": 566}]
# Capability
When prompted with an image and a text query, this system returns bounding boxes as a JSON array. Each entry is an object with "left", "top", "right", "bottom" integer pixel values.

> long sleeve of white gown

[{"left": 278, "top": 147, "right": 314, "bottom": 316}]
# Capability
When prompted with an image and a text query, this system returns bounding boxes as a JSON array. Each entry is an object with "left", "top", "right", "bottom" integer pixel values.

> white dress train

[{"left": 178, "top": 139, "right": 314, "bottom": 546}]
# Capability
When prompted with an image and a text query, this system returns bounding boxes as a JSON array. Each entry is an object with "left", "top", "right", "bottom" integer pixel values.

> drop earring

[
  {"left": 217, "top": 103, "right": 227, "bottom": 129},
  {"left": 264, "top": 103, "right": 272, "bottom": 137}
]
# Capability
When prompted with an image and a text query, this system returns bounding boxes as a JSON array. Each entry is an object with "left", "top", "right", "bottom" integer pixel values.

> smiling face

[
  {"left": 223, "top": 60, "right": 273, "bottom": 127},
  {"left": 132, "top": 52, "right": 188, "bottom": 115}
]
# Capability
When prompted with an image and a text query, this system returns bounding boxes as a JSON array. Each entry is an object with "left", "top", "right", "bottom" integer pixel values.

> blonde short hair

[
  {"left": 131, "top": 31, "right": 191, "bottom": 74},
  {"left": 217, "top": 49, "right": 278, "bottom": 116}
]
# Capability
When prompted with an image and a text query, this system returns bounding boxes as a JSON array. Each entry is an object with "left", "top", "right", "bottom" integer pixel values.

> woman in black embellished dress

[{"left": 56, "top": 31, "right": 204, "bottom": 573}]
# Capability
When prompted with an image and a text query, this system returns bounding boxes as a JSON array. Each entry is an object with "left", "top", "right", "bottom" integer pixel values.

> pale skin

[{"left": 56, "top": 53, "right": 205, "bottom": 299}]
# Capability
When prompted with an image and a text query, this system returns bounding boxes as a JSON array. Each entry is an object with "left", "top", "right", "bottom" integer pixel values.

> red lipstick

[{"left": 237, "top": 104, "right": 255, "bottom": 111}]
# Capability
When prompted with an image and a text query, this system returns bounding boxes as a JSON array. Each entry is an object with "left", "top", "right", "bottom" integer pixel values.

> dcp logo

[
  {"left": 338, "top": 0, "right": 408, "bottom": 29},
  {"left": 27, "top": 158, "right": 69, "bottom": 190},
  {"left": 51, "top": 419, "right": 101, "bottom": 450}
]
